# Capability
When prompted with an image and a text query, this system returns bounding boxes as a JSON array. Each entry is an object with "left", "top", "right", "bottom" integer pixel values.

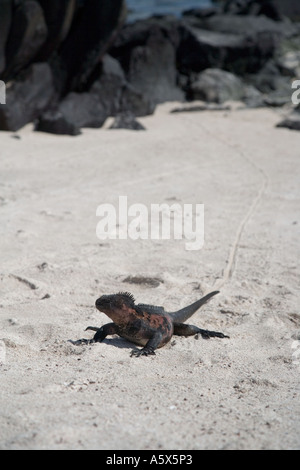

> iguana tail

[{"left": 170, "top": 291, "right": 219, "bottom": 323}]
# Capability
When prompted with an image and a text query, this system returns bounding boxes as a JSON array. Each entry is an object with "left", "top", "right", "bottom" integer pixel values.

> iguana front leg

[
  {"left": 72, "top": 322, "right": 119, "bottom": 345},
  {"left": 130, "top": 332, "right": 163, "bottom": 357},
  {"left": 89, "top": 322, "right": 120, "bottom": 342}
]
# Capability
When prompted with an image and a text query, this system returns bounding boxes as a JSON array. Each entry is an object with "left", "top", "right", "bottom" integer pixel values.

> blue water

[{"left": 126, "top": 0, "right": 213, "bottom": 22}]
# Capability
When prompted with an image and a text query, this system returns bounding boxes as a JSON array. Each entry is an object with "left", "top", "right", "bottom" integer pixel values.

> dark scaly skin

[{"left": 74, "top": 291, "right": 229, "bottom": 357}]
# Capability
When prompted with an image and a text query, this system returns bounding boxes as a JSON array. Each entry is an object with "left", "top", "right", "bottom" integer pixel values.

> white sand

[{"left": 0, "top": 103, "right": 299, "bottom": 450}]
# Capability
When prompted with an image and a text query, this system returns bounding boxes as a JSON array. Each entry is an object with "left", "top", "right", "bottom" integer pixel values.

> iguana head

[{"left": 95, "top": 292, "right": 136, "bottom": 314}]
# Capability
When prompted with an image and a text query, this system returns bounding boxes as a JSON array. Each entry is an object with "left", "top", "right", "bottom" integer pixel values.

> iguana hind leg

[{"left": 174, "top": 323, "right": 229, "bottom": 339}]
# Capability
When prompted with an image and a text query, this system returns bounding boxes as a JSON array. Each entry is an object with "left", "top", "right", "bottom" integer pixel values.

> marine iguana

[{"left": 75, "top": 290, "right": 229, "bottom": 357}]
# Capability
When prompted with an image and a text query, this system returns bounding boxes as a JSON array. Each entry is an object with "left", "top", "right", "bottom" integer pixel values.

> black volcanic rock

[
  {"left": 125, "top": 27, "right": 183, "bottom": 104},
  {"left": 90, "top": 54, "right": 127, "bottom": 116},
  {"left": 35, "top": 110, "right": 81, "bottom": 136},
  {"left": 1, "top": 0, "right": 298, "bottom": 134},
  {"left": 193, "top": 13, "right": 296, "bottom": 38},
  {"left": 0, "top": 63, "right": 55, "bottom": 131},
  {"left": 276, "top": 103, "right": 300, "bottom": 131},
  {"left": 183, "top": 7, "right": 220, "bottom": 19},
  {"left": 58, "top": 0, "right": 126, "bottom": 93},
  {"left": 4, "top": 1, "right": 48, "bottom": 80},
  {"left": 36, "top": 0, "right": 76, "bottom": 61},
  {"left": 189, "top": 68, "right": 245, "bottom": 103},
  {"left": 178, "top": 15, "right": 283, "bottom": 76},
  {"left": 119, "top": 82, "right": 156, "bottom": 117},
  {"left": 110, "top": 18, "right": 184, "bottom": 105},
  {"left": 178, "top": 26, "right": 251, "bottom": 75},
  {"left": 58, "top": 92, "right": 108, "bottom": 129},
  {"left": 276, "top": 117, "right": 300, "bottom": 131},
  {"left": 213, "top": 0, "right": 300, "bottom": 21},
  {"left": 109, "top": 112, "right": 146, "bottom": 130},
  {"left": 0, "top": 0, "right": 128, "bottom": 133},
  {"left": 0, "top": 0, "right": 13, "bottom": 74},
  {"left": 34, "top": 53, "right": 155, "bottom": 135},
  {"left": 91, "top": 54, "right": 155, "bottom": 117},
  {"left": 268, "top": 0, "right": 300, "bottom": 21},
  {"left": 245, "top": 59, "right": 294, "bottom": 105},
  {"left": 222, "top": 0, "right": 283, "bottom": 21}
]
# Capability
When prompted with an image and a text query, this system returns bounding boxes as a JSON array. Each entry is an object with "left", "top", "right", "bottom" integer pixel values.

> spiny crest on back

[{"left": 117, "top": 291, "right": 136, "bottom": 305}]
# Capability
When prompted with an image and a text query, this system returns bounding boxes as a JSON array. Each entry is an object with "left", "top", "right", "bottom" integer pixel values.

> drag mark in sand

[
  {"left": 214, "top": 143, "right": 269, "bottom": 289},
  {"left": 220, "top": 162, "right": 268, "bottom": 286},
  {"left": 193, "top": 119, "right": 269, "bottom": 289}
]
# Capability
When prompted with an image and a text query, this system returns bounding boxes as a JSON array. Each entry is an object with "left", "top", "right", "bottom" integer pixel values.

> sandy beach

[{"left": 0, "top": 102, "right": 299, "bottom": 450}]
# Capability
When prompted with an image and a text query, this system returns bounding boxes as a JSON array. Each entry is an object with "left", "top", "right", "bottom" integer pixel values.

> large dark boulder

[
  {"left": 193, "top": 13, "right": 296, "bottom": 38},
  {"left": 4, "top": 1, "right": 48, "bottom": 80},
  {"left": 35, "top": 109, "right": 81, "bottom": 136},
  {"left": 119, "top": 82, "right": 156, "bottom": 117},
  {"left": 177, "top": 12, "right": 297, "bottom": 76},
  {"left": 277, "top": 51, "right": 300, "bottom": 78},
  {"left": 58, "top": 92, "right": 108, "bottom": 129},
  {"left": 0, "top": 0, "right": 13, "bottom": 74},
  {"left": 177, "top": 23, "right": 274, "bottom": 76},
  {"left": 36, "top": 0, "right": 76, "bottom": 60},
  {"left": 272, "top": 0, "right": 300, "bottom": 21},
  {"left": 0, "top": 63, "right": 55, "bottom": 131},
  {"left": 221, "top": 0, "right": 283, "bottom": 21},
  {"left": 189, "top": 68, "right": 245, "bottom": 103},
  {"left": 48, "top": 53, "right": 155, "bottom": 134},
  {"left": 214, "top": 0, "right": 300, "bottom": 21},
  {"left": 245, "top": 59, "right": 294, "bottom": 105},
  {"left": 35, "top": 88, "right": 108, "bottom": 136},
  {"left": 22, "top": 52, "right": 155, "bottom": 136},
  {"left": 1, "top": 0, "right": 296, "bottom": 135},
  {"left": 90, "top": 54, "right": 155, "bottom": 117},
  {"left": 110, "top": 18, "right": 184, "bottom": 105},
  {"left": 90, "top": 54, "right": 127, "bottom": 116},
  {"left": 126, "top": 27, "right": 184, "bottom": 104},
  {"left": 0, "top": 0, "right": 129, "bottom": 134},
  {"left": 58, "top": 0, "right": 127, "bottom": 93}
]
